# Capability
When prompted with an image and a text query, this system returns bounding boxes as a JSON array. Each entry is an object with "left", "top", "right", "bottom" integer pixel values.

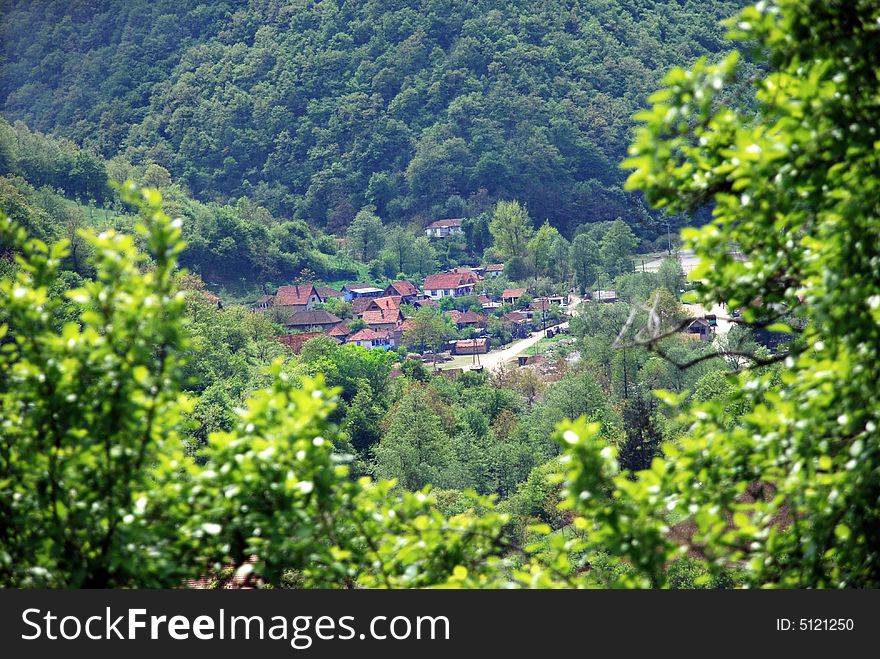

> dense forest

[
  {"left": 1, "top": 0, "right": 747, "bottom": 236},
  {"left": 1, "top": 0, "right": 878, "bottom": 591}
]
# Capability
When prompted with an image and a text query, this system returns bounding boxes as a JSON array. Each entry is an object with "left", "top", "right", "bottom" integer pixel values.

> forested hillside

[{"left": 1, "top": 0, "right": 745, "bottom": 234}]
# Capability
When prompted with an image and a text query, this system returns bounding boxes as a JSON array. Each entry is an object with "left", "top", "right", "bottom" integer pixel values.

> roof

[
  {"left": 503, "top": 311, "right": 529, "bottom": 323},
  {"left": 275, "top": 332, "right": 326, "bottom": 353},
  {"left": 369, "top": 296, "right": 402, "bottom": 310},
  {"left": 423, "top": 272, "right": 478, "bottom": 291},
  {"left": 386, "top": 281, "right": 418, "bottom": 297},
  {"left": 426, "top": 218, "right": 463, "bottom": 229},
  {"left": 351, "top": 297, "right": 376, "bottom": 315},
  {"left": 485, "top": 263, "right": 504, "bottom": 272},
  {"left": 275, "top": 285, "right": 318, "bottom": 306},
  {"left": 342, "top": 283, "right": 383, "bottom": 294},
  {"left": 362, "top": 308, "right": 403, "bottom": 326},
  {"left": 328, "top": 322, "right": 353, "bottom": 337},
  {"left": 399, "top": 318, "right": 416, "bottom": 332},
  {"left": 502, "top": 288, "right": 527, "bottom": 299},
  {"left": 286, "top": 309, "right": 342, "bottom": 326},
  {"left": 315, "top": 286, "right": 344, "bottom": 299},
  {"left": 593, "top": 290, "right": 618, "bottom": 301},
  {"left": 456, "top": 311, "right": 486, "bottom": 325},
  {"left": 348, "top": 328, "right": 392, "bottom": 342},
  {"left": 454, "top": 338, "right": 488, "bottom": 348},
  {"left": 414, "top": 298, "right": 438, "bottom": 308}
]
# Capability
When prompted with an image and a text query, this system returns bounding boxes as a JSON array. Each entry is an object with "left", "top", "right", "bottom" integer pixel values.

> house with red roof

[
  {"left": 383, "top": 281, "right": 419, "bottom": 302},
  {"left": 367, "top": 295, "right": 402, "bottom": 311},
  {"left": 502, "top": 287, "right": 528, "bottom": 305},
  {"left": 274, "top": 285, "right": 322, "bottom": 311},
  {"left": 422, "top": 272, "right": 478, "bottom": 300},
  {"left": 362, "top": 308, "right": 404, "bottom": 331},
  {"left": 485, "top": 263, "right": 505, "bottom": 278},
  {"left": 347, "top": 328, "right": 396, "bottom": 350}
]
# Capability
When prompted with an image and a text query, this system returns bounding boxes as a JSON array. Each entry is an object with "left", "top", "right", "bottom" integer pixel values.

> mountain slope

[{"left": 1, "top": 0, "right": 746, "bottom": 234}]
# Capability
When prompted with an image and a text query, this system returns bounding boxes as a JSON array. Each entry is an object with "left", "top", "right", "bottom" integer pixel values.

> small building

[
  {"left": 424, "top": 218, "right": 463, "bottom": 238},
  {"left": 452, "top": 310, "right": 486, "bottom": 329},
  {"left": 342, "top": 283, "right": 384, "bottom": 301},
  {"left": 253, "top": 294, "right": 273, "bottom": 311},
  {"left": 347, "top": 328, "right": 396, "bottom": 350},
  {"left": 502, "top": 288, "right": 527, "bottom": 305},
  {"left": 362, "top": 308, "right": 404, "bottom": 331},
  {"left": 413, "top": 298, "right": 439, "bottom": 309},
  {"left": 328, "top": 322, "right": 353, "bottom": 340},
  {"left": 593, "top": 290, "right": 618, "bottom": 303},
  {"left": 284, "top": 309, "right": 342, "bottom": 332},
  {"left": 315, "top": 287, "right": 344, "bottom": 301},
  {"left": 502, "top": 311, "right": 531, "bottom": 338},
  {"left": 423, "top": 272, "right": 478, "bottom": 300},
  {"left": 367, "top": 296, "right": 403, "bottom": 311},
  {"left": 485, "top": 263, "right": 504, "bottom": 278},
  {"left": 274, "top": 284, "right": 322, "bottom": 312},
  {"left": 453, "top": 338, "right": 489, "bottom": 355},
  {"left": 686, "top": 318, "right": 713, "bottom": 341},
  {"left": 383, "top": 281, "right": 419, "bottom": 302}
]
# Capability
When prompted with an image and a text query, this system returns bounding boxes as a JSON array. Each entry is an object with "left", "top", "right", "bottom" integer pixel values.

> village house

[
  {"left": 362, "top": 307, "right": 404, "bottom": 331},
  {"left": 367, "top": 296, "right": 402, "bottom": 311},
  {"left": 452, "top": 338, "right": 489, "bottom": 355},
  {"left": 478, "top": 294, "right": 502, "bottom": 311},
  {"left": 424, "top": 218, "right": 463, "bottom": 238},
  {"left": 328, "top": 322, "right": 353, "bottom": 341},
  {"left": 284, "top": 309, "right": 342, "bottom": 332},
  {"left": 351, "top": 297, "right": 377, "bottom": 317},
  {"left": 502, "top": 311, "right": 531, "bottom": 338},
  {"left": 347, "top": 328, "right": 396, "bottom": 350},
  {"left": 485, "top": 263, "right": 504, "bottom": 278},
  {"left": 315, "top": 286, "right": 345, "bottom": 301},
  {"left": 383, "top": 280, "right": 419, "bottom": 303},
  {"left": 502, "top": 288, "right": 528, "bottom": 305},
  {"left": 422, "top": 272, "right": 478, "bottom": 300},
  {"left": 413, "top": 298, "right": 439, "bottom": 309},
  {"left": 253, "top": 294, "right": 273, "bottom": 311},
  {"left": 342, "top": 283, "right": 384, "bottom": 301},
  {"left": 448, "top": 310, "right": 486, "bottom": 330},
  {"left": 274, "top": 284, "right": 322, "bottom": 312},
  {"left": 686, "top": 317, "right": 713, "bottom": 341}
]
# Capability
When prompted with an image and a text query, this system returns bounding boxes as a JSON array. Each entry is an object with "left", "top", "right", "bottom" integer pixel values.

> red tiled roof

[
  {"left": 275, "top": 285, "right": 318, "bottom": 306},
  {"left": 328, "top": 322, "right": 352, "bottom": 337},
  {"left": 454, "top": 338, "right": 488, "bottom": 348},
  {"left": 399, "top": 318, "right": 416, "bottom": 332},
  {"left": 423, "top": 272, "right": 477, "bottom": 291},
  {"left": 275, "top": 332, "right": 325, "bottom": 354},
  {"left": 485, "top": 263, "right": 504, "bottom": 272},
  {"left": 426, "top": 218, "right": 463, "bottom": 229},
  {"left": 456, "top": 311, "right": 486, "bottom": 325},
  {"left": 362, "top": 308, "right": 403, "bottom": 326},
  {"left": 351, "top": 297, "right": 376, "bottom": 315},
  {"left": 502, "top": 288, "right": 527, "bottom": 299},
  {"left": 504, "top": 311, "right": 529, "bottom": 323},
  {"left": 369, "top": 296, "right": 402, "bottom": 310},
  {"left": 348, "top": 328, "right": 392, "bottom": 342},
  {"left": 414, "top": 298, "right": 438, "bottom": 308},
  {"left": 386, "top": 281, "right": 418, "bottom": 297}
]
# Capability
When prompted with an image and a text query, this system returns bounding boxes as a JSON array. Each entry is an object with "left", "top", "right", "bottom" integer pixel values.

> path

[{"left": 438, "top": 294, "right": 582, "bottom": 372}]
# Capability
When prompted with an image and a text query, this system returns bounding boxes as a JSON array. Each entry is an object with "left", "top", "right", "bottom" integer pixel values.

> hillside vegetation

[{"left": 1, "top": 0, "right": 746, "bottom": 234}]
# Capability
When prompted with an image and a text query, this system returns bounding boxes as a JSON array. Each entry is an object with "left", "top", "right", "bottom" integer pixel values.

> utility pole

[{"left": 663, "top": 220, "right": 672, "bottom": 255}]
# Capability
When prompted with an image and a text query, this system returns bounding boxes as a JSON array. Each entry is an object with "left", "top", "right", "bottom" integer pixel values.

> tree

[
  {"left": 569, "top": 233, "right": 600, "bottom": 294},
  {"left": 343, "top": 381, "right": 384, "bottom": 453},
  {"left": 599, "top": 218, "right": 638, "bottom": 277},
  {"left": 560, "top": 0, "right": 880, "bottom": 587},
  {"left": 346, "top": 207, "right": 383, "bottom": 263},
  {"left": 528, "top": 220, "right": 561, "bottom": 279},
  {"left": 373, "top": 385, "right": 455, "bottom": 490},
  {"left": 461, "top": 213, "right": 492, "bottom": 256},
  {"left": 657, "top": 256, "right": 685, "bottom": 296},
  {"left": 489, "top": 200, "right": 534, "bottom": 277},
  {"left": 384, "top": 225, "right": 416, "bottom": 274},
  {"left": 403, "top": 307, "right": 449, "bottom": 356}
]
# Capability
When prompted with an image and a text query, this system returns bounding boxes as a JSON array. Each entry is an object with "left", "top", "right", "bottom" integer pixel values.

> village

[{"left": 231, "top": 217, "right": 728, "bottom": 380}]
